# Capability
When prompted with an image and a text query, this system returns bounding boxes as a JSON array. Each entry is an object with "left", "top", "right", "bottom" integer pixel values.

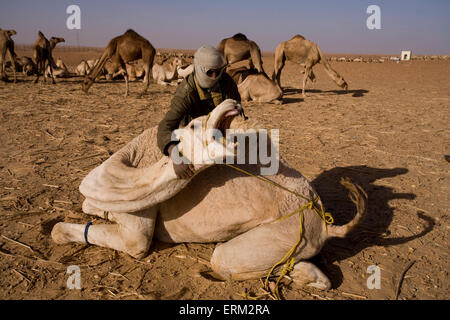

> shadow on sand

[
  {"left": 282, "top": 87, "right": 369, "bottom": 98},
  {"left": 309, "top": 165, "right": 434, "bottom": 288}
]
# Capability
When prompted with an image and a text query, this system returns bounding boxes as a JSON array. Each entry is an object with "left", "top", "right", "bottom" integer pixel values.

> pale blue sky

[{"left": 1, "top": 0, "right": 449, "bottom": 54}]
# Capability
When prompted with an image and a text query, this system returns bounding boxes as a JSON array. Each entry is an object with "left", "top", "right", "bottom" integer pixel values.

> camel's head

[
  {"left": 6, "top": 30, "right": 17, "bottom": 37},
  {"left": 172, "top": 57, "right": 184, "bottom": 67},
  {"left": 172, "top": 99, "right": 243, "bottom": 169},
  {"left": 50, "top": 37, "right": 65, "bottom": 45}
]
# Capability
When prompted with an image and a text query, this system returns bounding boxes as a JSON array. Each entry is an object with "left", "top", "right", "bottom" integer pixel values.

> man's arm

[{"left": 157, "top": 81, "right": 192, "bottom": 155}]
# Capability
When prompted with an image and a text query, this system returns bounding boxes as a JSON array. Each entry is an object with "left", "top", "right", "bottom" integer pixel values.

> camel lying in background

[
  {"left": 100, "top": 59, "right": 145, "bottom": 81},
  {"left": 76, "top": 60, "right": 90, "bottom": 76},
  {"left": 45, "top": 57, "right": 71, "bottom": 78},
  {"left": 126, "top": 62, "right": 145, "bottom": 81},
  {"left": 273, "top": 35, "right": 348, "bottom": 97},
  {"left": 33, "top": 31, "right": 65, "bottom": 83},
  {"left": 152, "top": 57, "right": 183, "bottom": 85},
  {"left": 228, "top": 67, "right": 283, "bottom": 104},
  {"left": 19, "top": 56, "right": 37, "bottom": 75},
  {"left": 0, "top": 29, "right": 18, "bottom": 82},
  {"left": 82, "top": 29, "right": 155, "bottom": 97},
  {"left": 52, "top": 99, "right": 367, "bottom": 290},
  {"left": 217, "top": 33, "right": 265, "bottom": 74},
  {"left": 86, "top": 59, "right": 98, "bottom": 71}
]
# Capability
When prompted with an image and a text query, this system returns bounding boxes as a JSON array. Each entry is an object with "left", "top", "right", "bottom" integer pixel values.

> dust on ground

[{"left": 0, "top": 50, "right": 449, "bottom": 300}]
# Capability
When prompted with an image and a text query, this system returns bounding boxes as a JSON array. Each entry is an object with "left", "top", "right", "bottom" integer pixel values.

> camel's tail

[
  {"left": 82, "top": 39, "right": 117, "bottom": 92},
  {"left": 318, "top": 46, "right": 348, "bottom": 90},
  {"left": 326, "top": 178, "right": 368, "bottom": 239}
]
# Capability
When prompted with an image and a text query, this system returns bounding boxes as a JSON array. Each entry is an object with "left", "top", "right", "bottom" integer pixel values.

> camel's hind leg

[
  {"left": 51, "top": 207, "right": 157, "bottom": 259},
  {"left": 210, "top": 212, "right": 331, "bottom": 290}
]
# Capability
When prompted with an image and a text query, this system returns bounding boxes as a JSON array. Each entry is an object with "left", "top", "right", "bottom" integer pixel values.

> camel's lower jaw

[{"left": 217, "top": 110, "right": 240, "bottom": 136}]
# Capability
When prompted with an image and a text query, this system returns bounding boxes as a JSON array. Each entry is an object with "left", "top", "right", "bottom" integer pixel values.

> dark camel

[
  {"left": 0, "top": 29, "right": 18, "bottom": 82},
  {"left": 217, "top": 33, "right": 265, "bottom": 75},
  {"left": 272, "top": 35, "right": 348, "bottom": 97},
  {"left": 82, "top": 29, "right": 156, "bottom": 97},
  {"left": 33, "top": 31, "right": 65, "bottom": 84}
]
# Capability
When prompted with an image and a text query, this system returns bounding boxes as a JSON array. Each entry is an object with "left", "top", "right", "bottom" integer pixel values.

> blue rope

[{"left": 84, "top": 221, "right": 92, "bottom": 245}]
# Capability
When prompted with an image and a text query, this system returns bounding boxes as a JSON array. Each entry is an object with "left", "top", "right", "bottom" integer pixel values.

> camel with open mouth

[{"left": 52, "top": 99, "right": 367, "bottom": 291}]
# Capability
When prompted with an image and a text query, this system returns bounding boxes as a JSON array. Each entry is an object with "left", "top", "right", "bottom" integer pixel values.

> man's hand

[{"left": 168, "top": 144, "right": 195, "bottom": 179}]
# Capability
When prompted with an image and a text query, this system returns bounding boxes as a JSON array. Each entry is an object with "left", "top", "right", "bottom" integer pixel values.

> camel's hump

[
  {"left": 291, "top": 34, "right": 306, "bottom": 40},
  {"left": 125, "top": 29, "right": 138, "bottom": 35},
  {"left": 232, "top": 33, "right": 248, "bottom": 41}
]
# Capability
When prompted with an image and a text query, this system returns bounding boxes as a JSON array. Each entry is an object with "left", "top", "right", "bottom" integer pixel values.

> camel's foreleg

[{"left": 51, "top": 207, "right": 157, "bottom": 259}]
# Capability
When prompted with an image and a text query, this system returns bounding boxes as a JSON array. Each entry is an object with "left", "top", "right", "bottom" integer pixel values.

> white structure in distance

[{"left": 401, "top": 50, "right": 412, "bottom": 61}]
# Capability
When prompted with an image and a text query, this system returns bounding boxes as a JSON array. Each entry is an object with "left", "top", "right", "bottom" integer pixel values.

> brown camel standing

[
  {"left": 272, "top": 35, "right": 348, "bottom": 97},
  {"left": 33, "top": 31, "right": 65, "bottom": 84},
  {"left": 0, "top": 29, "right": 18, "bottom": 83},
  {"left": 217, "top": 33, "right": 265, "bottom": 74},
  {"left": 82, "top": 29, "right": 155, "bottom": 97}
]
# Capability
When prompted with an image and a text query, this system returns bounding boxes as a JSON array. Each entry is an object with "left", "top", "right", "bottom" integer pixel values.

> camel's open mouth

[
  {"left": 205, "top": 99, "right": 243, "bottom": 143},
  {"left": 217, "top": 109, "right": 239, "bottom": 136}
]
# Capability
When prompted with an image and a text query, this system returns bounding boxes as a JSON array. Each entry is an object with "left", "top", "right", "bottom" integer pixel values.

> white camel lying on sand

[
  {"left": 45, "top": 57, "right": 71, "bottom": 78},
  {"left": 51, "top": 99, "right": 367, "bottom": 290},
  {"left": 152, "top": 57, "right": 183, "bottom": 85}
]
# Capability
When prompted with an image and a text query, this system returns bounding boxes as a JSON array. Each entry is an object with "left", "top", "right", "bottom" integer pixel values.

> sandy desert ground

[{"left": 0, "top": 48, "right": 448, "bottom": 300}]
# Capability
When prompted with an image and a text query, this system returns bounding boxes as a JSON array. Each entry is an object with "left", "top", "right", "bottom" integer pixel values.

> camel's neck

[
  {"left": 165, "top": 62, "right": 178, "bottom": 79},
  {"left": 79, "top": 154, "right": 192, "bottom": 213}
]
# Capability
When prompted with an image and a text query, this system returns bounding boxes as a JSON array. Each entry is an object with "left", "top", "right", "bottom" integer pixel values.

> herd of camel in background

[{"left": 1, "top": 28, "right": 351, "bottom": 103}]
